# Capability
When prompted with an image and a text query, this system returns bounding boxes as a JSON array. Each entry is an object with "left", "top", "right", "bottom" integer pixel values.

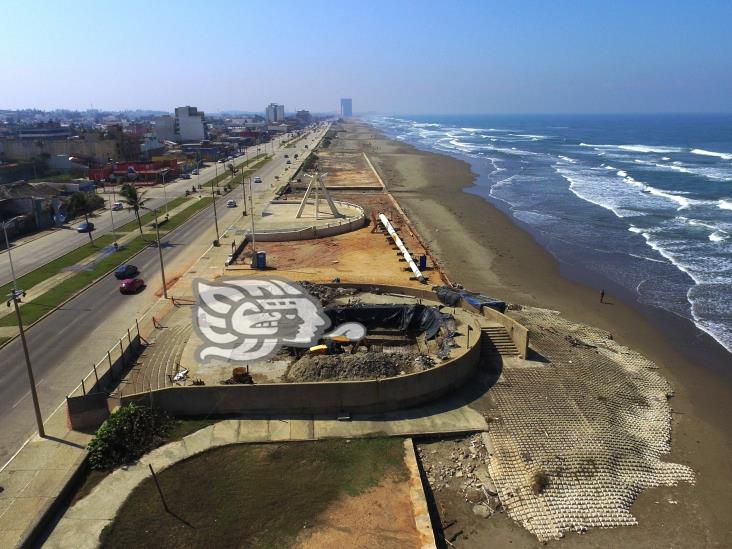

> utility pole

[
  {"left": 2, "top": 222, "right": 44, "bottom": 437},
  {"left": 161, "top": 171, "right": 169, "bottom": 219},
  {"left": 242, "top": 170, "right": 247, "bottom": 216},
  {"left": 153, "top": 209, "right": 168, "bottom": 299}
]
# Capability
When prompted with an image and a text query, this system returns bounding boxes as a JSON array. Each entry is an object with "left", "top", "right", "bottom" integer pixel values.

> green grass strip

[
  {"left": 116, "top": 196, "right": 190, "bottom": 234},
  {"left": 0, "top": 236, "right": 149, "bottom": 327},
  {"left": 0, "top": 234, "right": 116, "bottom": 299},
  {"left": 160, "top": 197, "right": 214, "bottom": 232}
]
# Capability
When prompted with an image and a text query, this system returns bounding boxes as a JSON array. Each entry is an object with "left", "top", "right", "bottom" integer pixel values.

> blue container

[
  {"left": 419, "top": 254, "right": 427, "bottom": 270},
  {"left": 256, "top": 251, "right": 267, "bottom": 269}
]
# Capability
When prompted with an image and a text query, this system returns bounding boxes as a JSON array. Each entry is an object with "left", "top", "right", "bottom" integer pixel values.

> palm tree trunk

[
  {"left": 135, "top": 208, "right": 143, "bottom": 235},
  {"left": 84, "top": 212, "right": 94, "bottom": 245}
]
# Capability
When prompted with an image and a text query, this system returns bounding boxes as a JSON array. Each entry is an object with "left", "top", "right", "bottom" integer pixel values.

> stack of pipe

[{"left": 379, "top": 213, "right": 426, "bottom": 283}]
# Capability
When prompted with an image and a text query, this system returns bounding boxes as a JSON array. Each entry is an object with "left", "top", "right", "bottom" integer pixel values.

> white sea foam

[
  {"left": 719, "top": 199, "right": 732, "bottom": 211},
  {"left": 579, "top": 143, "right": 683, "bottom": 154},
  {"left": 557, "top": 155, "right": 577, "bottom": 164},
  {"left": 691, "top": 148, "right": 732, "bottom": 160},
  {"left": 709, "top": 231, "right": 728, "bottom": 243}
]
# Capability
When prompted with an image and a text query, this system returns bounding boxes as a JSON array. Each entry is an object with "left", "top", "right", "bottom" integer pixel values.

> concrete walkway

[{"left": 46, "top": 406, "right": 486, "bottom": 548}]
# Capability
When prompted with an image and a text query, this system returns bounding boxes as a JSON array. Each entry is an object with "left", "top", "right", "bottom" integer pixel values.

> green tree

[{"left": 119, "top": 183, "right": 149, "bottom": 235}]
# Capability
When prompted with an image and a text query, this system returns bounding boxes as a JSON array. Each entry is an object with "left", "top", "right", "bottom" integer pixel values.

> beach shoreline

[{"left": 349, "top": 120, "right": 732, "bottom": 547}]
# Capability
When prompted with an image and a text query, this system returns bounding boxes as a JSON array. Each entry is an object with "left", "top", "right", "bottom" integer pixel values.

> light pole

[
  {"left": 249, "top": 176, "right": 257, "bottom": 262},
  {"left": 242, "top": 171, "right": 247, "bottom": 216},
  {"left": 2, "top": 221, "right": 45, "bottom": 438},
  {"left": 161, "top": 171, "right": 169, "bottom": 219},
  {"left": 153, "top": 208, "right": 168, "bottom": 299},
  {"left": 108, "top": 192, "right": 118, "bottom": 249},
  {"left": 212, "top": 162, "right": 220, "bottom": 245}
]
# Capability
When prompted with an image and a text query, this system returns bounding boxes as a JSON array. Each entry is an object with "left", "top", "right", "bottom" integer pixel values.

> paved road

[
  {"left": 0, "top": 138, "right": 287, "bottom": 288},
  {"left": 0, "top": 126, "right": 328, "bottom": 464}
]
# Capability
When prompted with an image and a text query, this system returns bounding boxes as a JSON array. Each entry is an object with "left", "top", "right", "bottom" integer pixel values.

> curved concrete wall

[{"left": 121, "top": 285, "right": 484, "bottom": 416}]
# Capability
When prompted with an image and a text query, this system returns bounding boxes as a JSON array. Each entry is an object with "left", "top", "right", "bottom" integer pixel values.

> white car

[
  {"left": 111, "top": 202, "right": 124, "bottom": 211},
  {"left": 226, "top": 199, "right": 237, "bottom": 208},
  {"left": 253, "top": 176, "right": 262, "bottom": 184}
]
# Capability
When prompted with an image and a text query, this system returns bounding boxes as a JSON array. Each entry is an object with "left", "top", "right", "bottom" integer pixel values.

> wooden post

[
  {"left": 119, "top": 339, "right": 126, "bottom": 368},
  {"left": 127, "top": 328, "right": 132, "bottom": 345},
  {"left": 81, "top": 378, "right": 86, "bottom": 395},
  {"left": 93, "top": 363, "right": 99, "bottom": 388},
  {"left": 136, "top": 318, "right": 140, "bottom": 337}
]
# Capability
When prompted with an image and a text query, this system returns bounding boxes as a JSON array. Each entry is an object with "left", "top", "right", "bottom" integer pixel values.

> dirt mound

[{"left": 286, "top": 352, "right": 434, "bottom": 382}]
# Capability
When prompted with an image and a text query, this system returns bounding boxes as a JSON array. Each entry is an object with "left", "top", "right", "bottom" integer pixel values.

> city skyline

[{"left": 1, "top": 0, "right": 731, "bottom": 114}]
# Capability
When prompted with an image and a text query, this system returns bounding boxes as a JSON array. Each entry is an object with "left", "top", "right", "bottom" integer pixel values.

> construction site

[{"left": 46, "top": 122, "right": 695, "bottom": 548}]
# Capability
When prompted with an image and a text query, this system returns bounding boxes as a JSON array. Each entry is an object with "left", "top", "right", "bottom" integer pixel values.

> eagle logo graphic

[{"left": 193, "top": 277, "right": 365, "bottom": 363}]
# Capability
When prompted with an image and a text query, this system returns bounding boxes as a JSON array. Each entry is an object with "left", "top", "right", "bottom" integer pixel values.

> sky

[{"left": 1, "top": 0, "right": 731, "bottom": 114}]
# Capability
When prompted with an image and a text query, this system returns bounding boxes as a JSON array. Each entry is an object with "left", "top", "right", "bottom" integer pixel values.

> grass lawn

[
  {"left": 202, "top": 154, "right": 271, "bottom": 189},
  {"left": 0, "top": 336, "right": 11, "bottom": 347},
  {"left": 0, "top": 236, "right": 149, "bottom": 327},
  {"left": 100, "top": 437, "right": 406, "bottom": 549}
]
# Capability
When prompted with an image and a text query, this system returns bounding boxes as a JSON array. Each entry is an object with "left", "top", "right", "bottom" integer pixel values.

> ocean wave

[
  {"left": 580, "top": 143, "right": 683, "bottom": 154},
  {"left": 719, "top": 199, "right": 732, "bottom": 211},
  {"left": 557, "top": 155, "right": 577, "bottom": 164},
  {"left": 709, "top": 231, "right": 728, "bottom": 243},
  {"left": 691, "top": 148, "right": 732, "bottom": 160}
]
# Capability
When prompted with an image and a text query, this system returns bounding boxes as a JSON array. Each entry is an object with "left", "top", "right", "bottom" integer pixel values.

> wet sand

[{"left": 343, "top": 121, "right": 732, "bottom": 547}]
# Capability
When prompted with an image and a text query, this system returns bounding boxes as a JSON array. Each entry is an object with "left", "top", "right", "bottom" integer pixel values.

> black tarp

[
  {"left": 433, "top": 286, "right": 506, "bottom": 313},
  {"left": 324, "top": 303, "right": 447, "bottom": 340}
]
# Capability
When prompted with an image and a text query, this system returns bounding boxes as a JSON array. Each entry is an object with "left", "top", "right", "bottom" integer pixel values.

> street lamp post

[
  {"left": 153, "top": 208, "right": 168, "bottom": 299},
  {"left": 2, "top": 221, "right": 45, "bottom": 437},
  {"left": 212, "top": 162, "right": 220, "bottom": 245},
  {"left": 242, "top": 172, "right": 247, "bottom": 216},
  {"left": 161, "top": 171, "right": 169, "bottom": 219},
  {"left": 249, "top": 176, "right": 257, "bottom": 262}
]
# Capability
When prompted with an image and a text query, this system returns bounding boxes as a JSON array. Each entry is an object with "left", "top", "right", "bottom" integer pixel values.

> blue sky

[{"left": 1, "top": 0, "right": 731, "bottom": 114}]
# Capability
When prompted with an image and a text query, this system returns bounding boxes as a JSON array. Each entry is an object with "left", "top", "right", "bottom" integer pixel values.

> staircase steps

[{"left": 481, "top": 326, "right": 519, "bottom": 357}]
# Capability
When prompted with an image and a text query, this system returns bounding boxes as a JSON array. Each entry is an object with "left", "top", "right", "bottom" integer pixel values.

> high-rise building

[
  {"left": 153, "top": 107, "right": 206, "bottom": 143},
  {"left": 266, "top": 103, "right": 285, "bottom": 124},
  {"left": 340, "top": 98, "right": 353, "bottom": 118},
  {"left": 175, "top": 106, "right": 206, "bottom": 142}
]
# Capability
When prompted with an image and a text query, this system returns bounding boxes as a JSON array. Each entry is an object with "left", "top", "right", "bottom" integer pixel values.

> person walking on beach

[{"left": 600, "top": 289, "right": 605, "bottom": 303}]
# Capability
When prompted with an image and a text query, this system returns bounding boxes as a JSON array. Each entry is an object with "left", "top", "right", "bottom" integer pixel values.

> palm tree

[
  {"left": 119, "top": 183, "right": 149, "bottom": 235},
  {"left": 68, "top": 191, "right": 94, "bottom": 244}
]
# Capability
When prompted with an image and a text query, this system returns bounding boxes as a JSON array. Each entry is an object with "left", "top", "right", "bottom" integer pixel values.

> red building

[{"left": 89, "top": 160, "right": 178, "bottom": 185}]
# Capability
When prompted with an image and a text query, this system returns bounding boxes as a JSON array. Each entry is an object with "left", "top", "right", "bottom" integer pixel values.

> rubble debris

[
  {"left": 286, "top": 351, "right": 435, "bottom": 382},
  {"left": 299, "top": 281, "right": 357, "bottom": 305}
]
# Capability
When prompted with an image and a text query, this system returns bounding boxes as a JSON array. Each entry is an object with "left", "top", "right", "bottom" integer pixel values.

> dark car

[
  {"left": 76, "top": 222, "right": 95, "bottom": 233},
  {"left": 119, "top": 278, "right": 144, "bottom": 294},
  {"left": 114, "top": 264, "right": 139, "bottom": 280}
]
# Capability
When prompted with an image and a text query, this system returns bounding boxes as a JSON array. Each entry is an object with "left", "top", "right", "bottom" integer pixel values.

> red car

[{"left": 119, "top": 278, "right": 144, "bottom": 294}]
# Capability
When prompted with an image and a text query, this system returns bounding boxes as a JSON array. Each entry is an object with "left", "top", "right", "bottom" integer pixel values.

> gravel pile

[{"left": 286, "top": 351, "right": 434, "bottom": 382}]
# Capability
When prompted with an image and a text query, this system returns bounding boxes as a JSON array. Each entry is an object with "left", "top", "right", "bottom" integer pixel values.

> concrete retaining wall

[{"left": 121, "top": 336, "right": 480, "bottom": 416}]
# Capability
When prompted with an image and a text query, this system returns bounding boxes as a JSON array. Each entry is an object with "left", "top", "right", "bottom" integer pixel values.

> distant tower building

[
  {"left": 340, "top": 98, "right": 353, "bottom": 118},
  {"left": 266, "top": 103, "right": 285, "bottom": 124},
  {"left": 174, "top": 106, "right": 206, "bottom": 142}
]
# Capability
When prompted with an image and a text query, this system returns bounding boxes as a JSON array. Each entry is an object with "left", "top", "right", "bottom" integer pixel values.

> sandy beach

[{"left": 342, "top": 121, "right": 732, "bottom": 547}]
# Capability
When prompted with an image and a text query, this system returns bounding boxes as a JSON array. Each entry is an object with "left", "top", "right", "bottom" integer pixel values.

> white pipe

[{"left": 379, "top": 213, "right": 425, "bottom": 282}]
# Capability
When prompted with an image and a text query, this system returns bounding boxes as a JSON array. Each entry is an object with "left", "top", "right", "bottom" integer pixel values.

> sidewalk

[{"left": 46, "top": 407, "right": 485, "bottom": 548}]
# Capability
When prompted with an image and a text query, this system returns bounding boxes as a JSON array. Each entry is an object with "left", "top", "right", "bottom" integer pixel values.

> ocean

[{"left": 369, "top": 114, "right": 732, "bottom": 356}]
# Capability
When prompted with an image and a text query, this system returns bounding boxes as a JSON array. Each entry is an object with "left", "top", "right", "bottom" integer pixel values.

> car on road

[
  {"left": 284, "top": 154, "right": 289, "bottom": 158},
  {"left": 192, "top": 169, "right": 199, "bottom": 175},
  {"left": 226, "top": 199, "right": 237, "bottom": 208},
  {"left": 181, "top": 173, "right": 191, "bottom": 179},
  {"left": 217, "top": 159, "right": 225, "bottom": 163},
  {"left": 76, "top": 222, "right": 95, "bottom": 233},
  {"left": 253, "top": 176, "right": 262, "bottom": 183},
  {"left": 111, "top": 202, "right": 124, "bottom": 211},
  {"left": 119, "top": 278, "right": 144, "bottom": 294},
  {"left": 114, "top": 264, "right": 139, "bottom": 280},
  {"left": 286, "top": 160, "right": 291, "bottom": 164}
]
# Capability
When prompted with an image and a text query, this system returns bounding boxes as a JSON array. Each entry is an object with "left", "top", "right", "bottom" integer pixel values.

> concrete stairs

[{"left": 481, "top": 326, "right": 519, "bottom": 358}]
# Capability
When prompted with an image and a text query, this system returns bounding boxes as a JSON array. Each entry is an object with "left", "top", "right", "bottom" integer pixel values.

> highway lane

[
  {"left": 0, "top": 138, "right": 291, "bottom": 288},
  {"left": 0, "top": 126, "right": 327, "bottom": 463}
]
